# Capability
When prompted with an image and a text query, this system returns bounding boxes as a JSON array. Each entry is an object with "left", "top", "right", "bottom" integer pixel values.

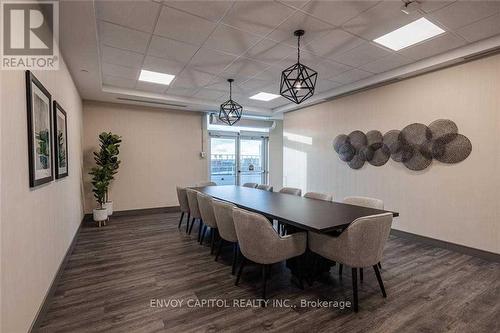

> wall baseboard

[
  {"left": 29, "top": 216, "right": 84, "bottom": 333},
  {"left": 83, "top": 206, "right": 180, "bottom": 223},
  {"left": 391, "top": 229, "right": 500, "bottom": 263}
]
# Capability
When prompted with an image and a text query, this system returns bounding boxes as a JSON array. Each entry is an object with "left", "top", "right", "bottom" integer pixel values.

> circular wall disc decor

[
  {"left": 333, "top": 134, "right": 349, "bottom": 154},
  {"left": 403, "top": 149, "right": 432, "bottom": 171},
  {"left": 369, "top": 146, "right": 390, "bottom": 166},
  {"left": 366, "top": 130, "right": 383, "bottom": 149},
  {"left": 348, "top": 154, "right": 365, "bottom": 169},
  {"left": 400, "top": 123, "right": 432, "bottom": 146},
  {"left": 333, "top": 120, "right": 471, "bottom": 170},
  {"left": 433, "top": 134, "right": 472, "bottom": 163},
  {"left": 339, "top": 143, "right": 355, "bottom": 162},
  {"left": 383, "top": 130, "right": 401, "bottom": 154},
  {"left": 348, "top": 130, "right": 367, "bottom": 150},
  {"left": 429, "top": 119, "right": 458, "bottom": 143}
]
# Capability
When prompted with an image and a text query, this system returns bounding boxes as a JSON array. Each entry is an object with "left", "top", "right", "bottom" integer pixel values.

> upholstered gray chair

[
  {"left": 256, "top": 184, "right": 273, "bottom": 192},
  {"left": 197, "top": 192, "right": 218, "bottom": 252},
  {"left": 279, "top": 187, "right": 302, "bottom": 196},
  {"left": 340, "top": 196, "right": 385, "bottom": 279},
  {"left": 232, "top": 207, "right": 307, "bottom": 300},
  {"left": 242, "top": 182, "right": 258, "bottom": 188},
  {"left": 308, "top": 213, "right": 393, "bottom": 312},
  {"left": 197, "top": 181, "right": 217, "bottom": 187},
  {"left": 186, "top": 188, "right": 204, "bottom": 242},
  {"left": 176, "top": 186, "right": 190, "bottom": 232},
  {"left": 212, "top": 200, "right": 239, "bottom": 274},
  {"left": 304, "top": 191, "right": 333, "bottom": 202}
]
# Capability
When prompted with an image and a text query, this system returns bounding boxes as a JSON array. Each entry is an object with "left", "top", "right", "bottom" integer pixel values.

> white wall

[
  {"left": 1, "top": 60, "right": 84, "bottom": 332},
  {"left": 269, "top": 120, "right": 283, "bottom": 190},
  {"left": 283, "top": 54, "right": 500, "bottom": 254},
  {"left": 82, "top": 101, "right": 208, "bottom": 213}
]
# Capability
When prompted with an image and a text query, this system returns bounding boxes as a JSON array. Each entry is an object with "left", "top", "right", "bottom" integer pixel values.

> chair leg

[
  {"left": 231, "top": 243, "right": 238, "bottom": 275},
  {"left": 215, "top": 238, "right": 224, "bottom": 261},
  {"left": 210, "top": 229, "right": 216, "bottom": 254},
  {"left": 185, "top": 213, "right": 191, "bottom": 233},
  {"left": 200, "top": 225, "right": 207, "bottom": 245},
  {"left": 188, "top": 217, "right": 196, "bottom": 234},
  {"left": 262, "top": 264, "right": 270, "bottom": 301},
  {"left": 235, "top": 256, "right": 247, "bottom": 286},
  {"left": 296, "top": 257, "right": 304, "bottom": 290},
  {"left": 360, "top": 268, "right": 363, "bottom": 283},
  {"left": 378, "top": 262, "right": 382, "bottom": 269},
  {"left": 352, "top": 268, "right": 358, "bottom": 312},
  {"left": 373, "top": 265, "right": 387, "bottom": 298},
  {"left": 178, "top": 212, "right": 185, "bottom": 229},
  {"left": 197, "top": 219, "right": 204, "bottom": 242},
  {"left": 339, "top": 263, "right": 343, "bottom": 276}
]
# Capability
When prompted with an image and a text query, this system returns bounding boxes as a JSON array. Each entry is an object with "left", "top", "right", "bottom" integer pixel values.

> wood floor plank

[{"left": 35, "top": 212, "right": 500, "bottom": 333}]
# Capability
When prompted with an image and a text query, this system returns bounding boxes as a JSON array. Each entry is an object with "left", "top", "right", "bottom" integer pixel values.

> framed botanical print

[
  {"left": 26, "top": 70, "right": 53, "bottom": 187},
  {"left": 53, "top": 101, "right": 69, "bottom": 179}
]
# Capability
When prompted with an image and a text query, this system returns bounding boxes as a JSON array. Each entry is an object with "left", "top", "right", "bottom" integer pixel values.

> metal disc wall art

[{"left": 332, "top": 119, "right": 471, "bottom": 170}]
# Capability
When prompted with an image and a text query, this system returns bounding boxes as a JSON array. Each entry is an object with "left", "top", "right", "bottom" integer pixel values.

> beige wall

[
  {"left": 284, "top": 54, "right": 500, "bottom": 254},
  {"left": 1, "top": 61, "right": 84, "bottom": 332},
  {"left": 269, "top": 120, "right": 283, "bottom": 190},
  {"left": 82, "top": 102, "right": 208, "bottom": 213}
]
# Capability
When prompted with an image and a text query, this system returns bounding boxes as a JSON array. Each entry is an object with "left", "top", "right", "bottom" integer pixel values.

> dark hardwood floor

[{"left": 37, "top": 212, "right": 500, "bottom": 333}]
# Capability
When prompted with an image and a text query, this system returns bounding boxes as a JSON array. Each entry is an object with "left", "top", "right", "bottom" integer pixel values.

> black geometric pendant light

[
  {"left": 280, "top": 30, "right": 318, "bottom": 104},
  {"left": 219, "top": 79, "right": 242, "bottom": 126}
]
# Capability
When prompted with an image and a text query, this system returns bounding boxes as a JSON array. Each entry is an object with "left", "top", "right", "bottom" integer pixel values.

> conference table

[{"left": 196, "top": 185, "right": 399, "bottom": 281}]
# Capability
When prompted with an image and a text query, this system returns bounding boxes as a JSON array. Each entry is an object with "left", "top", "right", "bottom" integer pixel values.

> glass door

[
  {"left": 210, "top": 136, "right": 237, "bottom": 185},
  {"left": 239, "top": 137, "right": 266, "bottom": 185}
]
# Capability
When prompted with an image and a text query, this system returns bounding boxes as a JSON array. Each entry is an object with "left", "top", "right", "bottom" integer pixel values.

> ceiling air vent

[
  {"left": 116, "top": 97, "right": 187, "bottom": 108},
  {"left": 462, "top": 46, "right": 500, "bottom": 62}
]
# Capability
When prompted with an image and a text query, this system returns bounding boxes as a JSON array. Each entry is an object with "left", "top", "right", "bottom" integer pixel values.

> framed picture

[
  {"left": 53, "top": 101, "right": 69, "bottom": 179},
  {"left": 26, "top": 70, "right": 53, "bottom": 187}
]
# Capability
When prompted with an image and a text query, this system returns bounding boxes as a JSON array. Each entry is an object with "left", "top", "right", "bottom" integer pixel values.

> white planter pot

[
  {"left": 103, "top": 201, "right": 113, "bottom": 216},
  {"left": 93, "top": 208, "right": 108, "bottom": 222}
]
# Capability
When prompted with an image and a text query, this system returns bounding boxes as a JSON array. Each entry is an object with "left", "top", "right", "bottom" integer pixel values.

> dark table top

[{"left": 196, "top": 185, "right": 398, "bottom": 233}]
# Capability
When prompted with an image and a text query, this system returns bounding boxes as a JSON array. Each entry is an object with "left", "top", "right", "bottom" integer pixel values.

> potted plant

[
  {"left": 89, "top": 166, "right": 109, "bottom": 226},
  {"left": 93, "top": 132, "right": 121, "bottom": 216}
]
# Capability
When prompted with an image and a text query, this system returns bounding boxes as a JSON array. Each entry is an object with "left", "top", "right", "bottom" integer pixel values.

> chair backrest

[
  {"left": 340, "top": 213, "right": 393, "bottom": 267},
  {"left": 242, "top": 182, "right": 258, "bottom": 188},
  {"left": 232, "top": 207, "right": 283, "bottom": 264},
  {"left": 197, "top": 192, "right": 217, "bottom": 228},
  {"left": 256, "top": 184, "right": 273, "bottom": 192},
  {"left": 279, "top": 187, "right": 302, "bottom": 196},
  {"left": 212, "top": 200, "right": 238, "bottom": 242},
  {"left": 176, "top": 186, "right": 190, "bottom": 213},
  {"left": 185, "top": 188, "right": 201, "bottom": 219},
  {"left": 197, "top": 181, "right": 217, "bottom": 187},
  {"left": 343, "top": 196, "right": 384, "bottom": 210},
  {"left": 304, "top": 191, "right": 333, "bottom": 202}
]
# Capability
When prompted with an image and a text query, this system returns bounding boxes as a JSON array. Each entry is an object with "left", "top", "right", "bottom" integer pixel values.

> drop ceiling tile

[
  {"left": 301, "top": 0, "right": 378, "bottom": 26},
  {"left": 428, "top": 1, "right": 500, "bottom": 30},
  {"left": 360, "top": 53, "right": 413, "bottom": 74},
  {"left": 101, "top": 45, "right": 144, "bottom": 68},
  {"left": 95, "top": 0, "right": 161, "bottom": 33},
  {"left": 314, "top": 59, "right": 352, "bottom": 78},
  {"left": 254, "top": 61, "right": 289, "bottom": 81},
  {"left": 154, "top": 6, "right": 217, "bottom": 46},
  {"left": 278, "top": 1, "right": 310, "bottom": 10},
  {"left": 193, "top": 88, "right": 226, "bottom": 100},
  {"left": 135, "top": 81, "right": 168, "bottom": 94},
  {"left": 162, "top": 0, "right": 233, "bottom": 22},
  {"left": 98, "top": 21, "right": 150, "bottom": 53},
  {"left": 267, "top": 11, "right": 335, "bottom": 46},
  {"left": 102, "top": 75, "right": 136, "bottom": 89},
  {"left": 343, "top": 1, "right": 421, "bottom": 41},
  {"left": 315, "top": 79, "right": 343, "bottom": 93},
  {"left": 223, "top": 57, "right": 270, "bottom": 80},
  {"left": 244, "top": 39, "right": 295, "bottom": 65},
  {"left": 222, "top": 1, "right": 295, "bottom": 37},
  {"left": 204, "top": 24, "right": 262, "bottom": 56},
  {"left": 240, "top": 78, "right": 276, "bottom": 92},
  {"left": 419, "top": 1, "right": 456, "bottom": 14},
  {"left": 304, "top": 29, "right": 364, "bottom": 60},
  {"left": 165, "top": 86, "right": 197, "bottom": 97},
  {"left": 148, "top": 36, "right": 200, "bottom": 63},
  {"left": 204, "top": 77, "right": 245, "bottom": 95},
  {"left": 188, "top": 48, "right": 237, "bottom": 75},
  {"left": 331, "top": 42, "right": 392, "bottom": 67},
  {"left": 171, "top": 68, "right": 215, "bottom": 89},
  {"left": 329, "top": 68, "right": 372, "bottom": 84},
  {"left": 101, "top": 62, "right": 139, "bottom": 80},
  {"left": 399, "top": 32, "right": 466, "bottom": 60},
  {"left": 456, "top": 12, "right": 500, "bottom": 43},
  {"left": 142, "top": 55, "right": 185, "bottom": 75}
]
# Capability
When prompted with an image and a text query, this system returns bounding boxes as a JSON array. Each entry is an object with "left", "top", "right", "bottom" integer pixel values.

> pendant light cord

[
  {"left": 229, "top": 81, "right": 232, "bottom": 99},
  {"left": 297, "top": 34, "right": 301, "bottom": 64}
]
